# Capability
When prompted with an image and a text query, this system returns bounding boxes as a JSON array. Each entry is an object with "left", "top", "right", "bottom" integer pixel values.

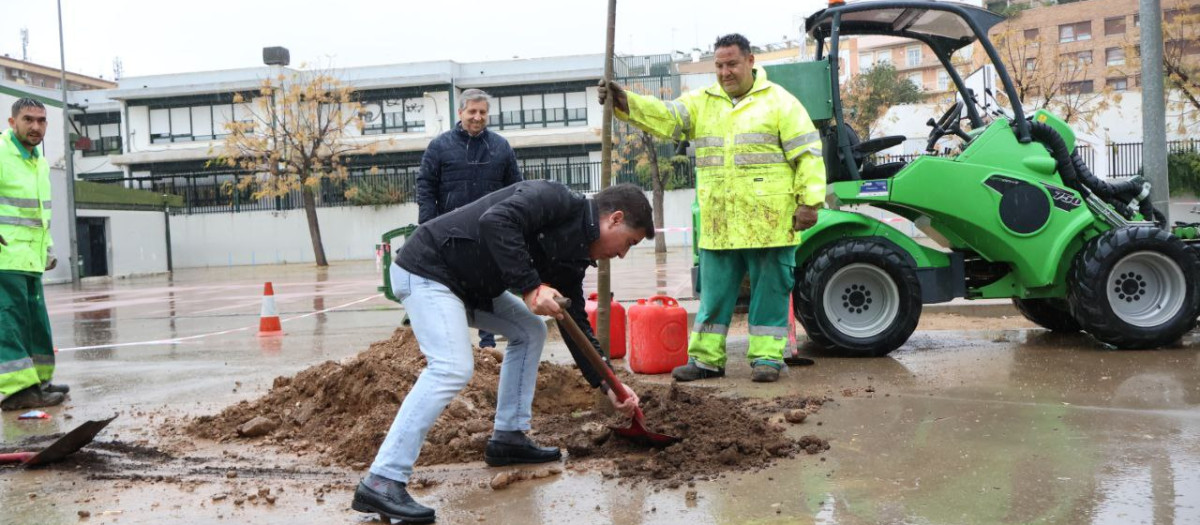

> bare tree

[
  {"left": 612, "top": 81, "right": 687, "bottom": 253},
  {"left": 214, "top": 67, "right": 387, "bottom": 267}
]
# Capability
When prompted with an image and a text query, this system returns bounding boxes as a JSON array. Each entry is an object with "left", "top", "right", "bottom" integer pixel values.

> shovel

[
  {"left": 0, "top": 416, "right": 117, "bottom": 467},
  {"left": 554, "top": 298, "right": 680, "bottom": 447}
]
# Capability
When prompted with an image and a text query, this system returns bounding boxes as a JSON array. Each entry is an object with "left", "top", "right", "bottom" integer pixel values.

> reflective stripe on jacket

[
  {"left": 0, "top": 129, "right": 52, "bottom": 273},
  {"left": 618, "top": 67, "right": 824, "bottom": 250}
]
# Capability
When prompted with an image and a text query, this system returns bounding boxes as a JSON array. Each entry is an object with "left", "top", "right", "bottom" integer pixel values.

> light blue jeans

[{"left": 370, "top": 264, "right": 548, "bottom": 483}]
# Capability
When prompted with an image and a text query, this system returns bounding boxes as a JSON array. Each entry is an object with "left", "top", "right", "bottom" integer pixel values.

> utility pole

[
  {"left": 57, "top": 0, "right": 80, "bottom": 283},
  {"left": 1141, "top": 0, "right": 1169, "bottom": 223}
]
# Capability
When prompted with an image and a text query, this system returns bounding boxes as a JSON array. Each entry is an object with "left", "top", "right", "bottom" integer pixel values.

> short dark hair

[
  {"left": 595, "top": 183, "right": 655, "bottom": 239},
  {"left": 714, "top": 34, "right": 752, "bottom": 56},
  {"left": 11, "top": 98, "right": 45, "bottom": 118}
]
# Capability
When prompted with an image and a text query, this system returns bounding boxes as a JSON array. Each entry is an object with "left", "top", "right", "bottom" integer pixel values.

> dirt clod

[
  {"left": 237, "top": 416, "right": 278, "bottom": 438},
  {"left": 784, "top": 409, "right": 808, "bottom": 424}
]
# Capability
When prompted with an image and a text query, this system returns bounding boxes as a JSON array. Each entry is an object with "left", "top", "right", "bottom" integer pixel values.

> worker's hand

[
  {"left": 597, "top": 80, "right": 629, "bottom": 113},
  {"left": 524, "top": 284, "right": 565, "bottom": 319},
  {"left": 792, "top": 204, "right": 820, "bottom": 231},
  {"left": 606, "top": 384, "right": 639, "bottom": 419},
  {"left": 45, "top": 255, "right": 57, "bottom": 271}
]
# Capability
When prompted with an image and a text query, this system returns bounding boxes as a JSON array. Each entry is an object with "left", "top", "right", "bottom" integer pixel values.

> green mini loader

[{"left": 693, "top": 0, "right": 1199, "bottom": 356}]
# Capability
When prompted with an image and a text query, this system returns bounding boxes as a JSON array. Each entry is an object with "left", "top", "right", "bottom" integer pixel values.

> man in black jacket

[
  {"left": 416, "top": 88, "right": 522, "bottom": 349},
  {"left": 353, "top": 181, "right": 653, "bottom": 523}
]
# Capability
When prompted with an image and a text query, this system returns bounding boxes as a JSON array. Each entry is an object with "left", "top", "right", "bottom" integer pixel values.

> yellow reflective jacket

[
  {"left": 0, "top": 128, "right": 52, "bottom": 273},
  {"left": 617, "top": 67, "right": 824, "bottom": 250}
]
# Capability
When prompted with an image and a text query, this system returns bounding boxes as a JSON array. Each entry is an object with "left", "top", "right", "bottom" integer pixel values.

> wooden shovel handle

[{"left": 554, "top": 297, "right": 630, "bottom": 403}]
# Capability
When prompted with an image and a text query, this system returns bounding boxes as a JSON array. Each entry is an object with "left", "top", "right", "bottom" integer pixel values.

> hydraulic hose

[{"left": 1028, "top": 121, "right": 1155, "bottom": 222}]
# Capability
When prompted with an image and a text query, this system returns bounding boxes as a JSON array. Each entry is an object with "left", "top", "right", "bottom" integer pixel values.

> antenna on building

[
  {"left": 20, "top": 27, "right": 29, "bottom": 61},
  {"left": 112, "top": 56, "right": 123, "bottom": 80}
]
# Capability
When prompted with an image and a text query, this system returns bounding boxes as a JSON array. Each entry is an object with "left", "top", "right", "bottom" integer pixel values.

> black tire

[
  {"left": 794, "top": 239, "right": 922, "bottom": 357},
  {"left": 1067, "top": 226, "right": 1200, "bottom": 349},
  {"left": 1012, "top": 298, "right": 1081, "bottom": 332}
]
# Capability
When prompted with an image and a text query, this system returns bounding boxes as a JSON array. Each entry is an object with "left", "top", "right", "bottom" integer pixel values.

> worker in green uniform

[
  {"left": 0, "top": 98, "right": 68, "bottom": 411},
  {"left": 601, "top": 34, "right": 825, "bottom": 382}
]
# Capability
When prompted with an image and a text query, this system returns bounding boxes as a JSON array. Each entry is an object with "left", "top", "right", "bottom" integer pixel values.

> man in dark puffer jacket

[{"left": 416, "top": 88, "right": 522, "bottom": 349}]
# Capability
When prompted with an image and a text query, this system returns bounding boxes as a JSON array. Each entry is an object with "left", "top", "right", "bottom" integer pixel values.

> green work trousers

[
  {"left": 688, "top": 246, "right": 796, "bottom": 368},
  {"left": 0, "top": 271, "right": 55, "bottom": 397}
]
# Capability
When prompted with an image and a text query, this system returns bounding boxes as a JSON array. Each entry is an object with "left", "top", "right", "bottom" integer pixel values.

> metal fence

[
  {"left": 1109, "top": 139, "right": 1200, "bottom": 177},
  {"left": 102, "top": 160, "right": 696, "bottom": 215}
]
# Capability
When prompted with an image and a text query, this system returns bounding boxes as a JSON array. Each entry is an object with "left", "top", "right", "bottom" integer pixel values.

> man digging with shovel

[{"left": 353, "top": 181, "right": 653, "bottom": 523}]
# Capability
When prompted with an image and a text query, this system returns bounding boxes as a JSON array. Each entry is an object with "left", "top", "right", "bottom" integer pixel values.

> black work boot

[
  {"left": 40, "top": 382, "right": 70, "bottom": 394},
  {"left": 351, "top": 474, "right": 435, "bottom": 524},
  {"left": 671, "top": 358, "right": 725, "bottom": 382},
  {"left": 750, "top": 360, "right": 783, "bottom": 383},
  {"left": 1, "top": 385, "right": 65, "bottom": 411},
  {"left": 484, "top": 430, "right": 562, "bottom": 466}
]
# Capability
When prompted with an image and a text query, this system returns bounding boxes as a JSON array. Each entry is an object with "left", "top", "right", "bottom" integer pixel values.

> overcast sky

[{"left": 1, "top": 0, "right": 829, "bottom": 80}]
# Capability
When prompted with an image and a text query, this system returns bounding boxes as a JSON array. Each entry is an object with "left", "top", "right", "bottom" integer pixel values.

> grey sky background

[{"left": 1, "top": 0, "right": 828, "bottom": 80}]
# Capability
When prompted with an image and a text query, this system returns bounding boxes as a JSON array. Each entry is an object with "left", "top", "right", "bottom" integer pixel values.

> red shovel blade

[{"left": 610, "top": 408, "right": 680, "bottom": 447}]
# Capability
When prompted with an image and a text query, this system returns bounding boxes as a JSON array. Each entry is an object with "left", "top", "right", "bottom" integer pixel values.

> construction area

[{"left": 0, "top": 248, "right": 1197, "bottom": 524}]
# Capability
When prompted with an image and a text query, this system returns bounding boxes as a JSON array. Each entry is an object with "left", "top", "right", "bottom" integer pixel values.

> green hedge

[
  {"left": 1168, "top": 150, "right": 1200, "bottom": 197},
  {"left": 74, "top": 180, "right": 184, "bottom": 209}
]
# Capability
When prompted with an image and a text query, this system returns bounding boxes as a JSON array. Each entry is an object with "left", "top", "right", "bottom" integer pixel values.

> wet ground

[{"left": 2, "top": 248, "right": 1199, "bottom": 524}]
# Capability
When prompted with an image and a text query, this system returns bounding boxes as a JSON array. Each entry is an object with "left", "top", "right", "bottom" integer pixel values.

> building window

[
  {"left": 905, "top": 45, "right": 921, "bottom": 67},
  {"left": 1059, "top": 21, "right": 1092, "bottom": 43},
  {"left": 907, "top": 72, "right": 923, "bottom": 90},
  {"left": 1064, "top": 80, "right": 1094, "bottom": 94},
  {"left": 149, "top": 100, "right": 251, "bottom": 144},
  {"left": 859, "top": 52, "right": 875, "bottom": 71},
  {"left": 361, "top": 97, "right": 425, "bottom": 135},
  {"left": 493, "top": 91, "right": 587, "bottom": 131},
  {"left": 937, "top": 71, "right": 950, "bottom": 91},
  {"left": 1024, "top": 28, "right": 1040, "bottom": 40},
  {"left": 1025, "top": 58, "right": 1037, "bottom": 71},
  {"left": 876, "top": 50, "right": 893, "bottom": 65},
  {"left": 1107, "top": 77, "right": 1128, "bottom": 91},
  {"left": 1106, "top": 47, "right": 1125, "bottom": 66},
  {"left": 1105, "top": 16, "right": 1126, "bottom": 35},
  {"left": 74, "top": 113, "right": 122, "bottom": 157},
  {"left": 1134, "top": 14, "right": 1139, "bottom": 27}
]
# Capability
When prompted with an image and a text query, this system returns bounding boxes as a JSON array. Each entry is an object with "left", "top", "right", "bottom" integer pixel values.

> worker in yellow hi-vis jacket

[
  {"left": 0, "top": 98, "right": 67, "bottom": 411},
  {"left": 600, "top": 33, "right": 825, "bottom": 383}
]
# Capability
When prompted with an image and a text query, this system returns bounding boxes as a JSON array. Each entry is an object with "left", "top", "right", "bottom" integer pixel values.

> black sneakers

[
  {"left": 0, "top": 385, "right": 65, "bottom": 411},
  {"left": 351, "top": 477, "right": 435, "bottom": 524}
]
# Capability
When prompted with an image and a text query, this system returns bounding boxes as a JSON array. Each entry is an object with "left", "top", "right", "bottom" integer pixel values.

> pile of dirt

[{"left": 183, "top": 328, "right": 828, "bottom": 483}]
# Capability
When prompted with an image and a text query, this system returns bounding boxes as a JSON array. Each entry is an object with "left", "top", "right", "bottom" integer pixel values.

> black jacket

[
  {"left": 416, "top": 123, "right": 522, "bottom": 224},
  {"left": 397, "top": 180, "right": 608, "bottom": 388}
]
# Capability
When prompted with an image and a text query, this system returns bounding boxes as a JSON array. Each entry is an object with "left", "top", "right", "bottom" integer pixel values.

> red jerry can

[
  {"left": 628, "top": 295, "right": 689, "bottom": 374},
  {"left": 585, "top": 292, "right": 627, "bottom": 359}
]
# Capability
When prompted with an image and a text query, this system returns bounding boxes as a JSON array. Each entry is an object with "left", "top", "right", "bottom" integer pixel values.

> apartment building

[
  {"left": 0, "top": 55, "right": 115, "bottom": 91},
  {"left": 987, "top": 0, "right": 1200, "bottom": 95}
]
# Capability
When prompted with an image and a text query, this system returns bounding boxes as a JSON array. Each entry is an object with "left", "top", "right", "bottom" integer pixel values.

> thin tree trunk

[
  {"left": 302, "top": 185, "right": 328, "bottom": 267},
  {"left": 643, "top": 132, "right": 667, "bottom": 253}
]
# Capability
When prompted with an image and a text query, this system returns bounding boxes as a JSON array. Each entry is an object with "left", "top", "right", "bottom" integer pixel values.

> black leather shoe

[
  {"left": 484, "top": 438, "right": 562, "bottom": 467},
  {"left": 1, "top": 385, "right": 65, "bottom": 411},
  {"left": 41, "top": 382, "right": 70, "bottom": 394},
  {"left": 351, "top": 479, "right": 435, "bottom": 524}
]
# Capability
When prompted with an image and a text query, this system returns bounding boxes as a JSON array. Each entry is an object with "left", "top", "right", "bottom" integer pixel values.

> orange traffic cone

[{"left": 258, "top": 282, "right": 283, "bottom": 336}]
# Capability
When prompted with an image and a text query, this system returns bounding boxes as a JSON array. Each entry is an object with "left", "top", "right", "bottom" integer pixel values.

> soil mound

[{"left": 185, "top": 329, "right": 827, "bottom": 483}]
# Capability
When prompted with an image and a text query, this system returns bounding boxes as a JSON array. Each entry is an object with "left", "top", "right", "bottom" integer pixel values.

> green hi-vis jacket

[
  {"left": 0, "top": 128, "right": 52, "bottom": 274},
  {"left": 618, "top": 67, "right": 825, "bottom": 250}
]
